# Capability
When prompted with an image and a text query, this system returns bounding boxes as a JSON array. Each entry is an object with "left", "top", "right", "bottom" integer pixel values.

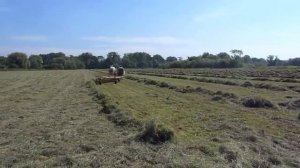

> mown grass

[
  {"left": 2, "top": 69, "right": 298, "bottom": 167},
  {"left": 94, "top": 72, "right": 300, "bottom": 166},
  {"left": 129, "top": 73, "right": 300, "bottom": 103},
  {"left": 96, "top": 68, "right": 300, "bottom": 166}
]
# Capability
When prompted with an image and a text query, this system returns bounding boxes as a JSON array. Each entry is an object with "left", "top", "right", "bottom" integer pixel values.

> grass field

[{"left": 1, "top": 68, "right": 300, "bottom": 167}]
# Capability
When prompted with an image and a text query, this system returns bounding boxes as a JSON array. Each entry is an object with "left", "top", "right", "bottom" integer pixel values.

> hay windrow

[
  {"left": 88, "top": 79, "right": 174, "bottom": 144},
  {"left": 242, "top": 97, "right": 274, "bottom": 108},
  {"left": 125, "top": 75, "right": 238, "bottom": 101},
  {"left": 278, "top": 99, "right": 300, "bottom": 110},
  {"left": 136, "top": 120, "right": 174, "bottom": 144},
  {"left": 130, "top": 72, "right": 291, "bottom": 92}
]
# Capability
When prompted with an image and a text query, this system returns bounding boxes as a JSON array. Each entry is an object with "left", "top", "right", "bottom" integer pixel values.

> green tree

[
  {"left": 39, "top": 52, "right": 67, "bottom": 69},
  {"left": 166, "top": 56, "right": 177, "bottom": 62},
  {"left": 152, "top": 54, "right": 165, "bottom": 68},
  {"left": 243, "top": 55, "right": 252, "bottom": 64},
  {"left": 217, "top": 52, "right": 231, "bottom": 59},
  {"left": 105, "top": 52, "right": 121, "bottom": 67},
  {"left": 0, "top": 56, "right": 7, "bottom": 68},
  {"left": 230, "top": 49, "right": 244, "bottom": 57},
  {"left": 288, "top": 58, "right": 300, "bottom": 66},
  {"left": 78, "top": 52, "right": 99, "bottom": 69},
  {"left": 7, "top": 52, "right": 28, "bottom": 68},
  {"left": 64, "top": 57, "right": 85, "bottom": 69},
  {"left": 121, "top": 52, "right": 152, "bottom": 68},
  {"left": 29, "top": 55, "right": 43, "bottom": 69},
  {"left": 267, "top": 55, "right": 279, "bottom": 66}
]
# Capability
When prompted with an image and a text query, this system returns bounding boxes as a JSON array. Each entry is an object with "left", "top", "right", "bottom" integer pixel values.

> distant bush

[
  {"left": 136, "top": 121, "right": 174, "bottom": 144},
  {"left": 242, "top": 97, "right": 274, "bottom": 108},
  {"left": 44, "top": 63, "right": 64, "bottom": 69}
]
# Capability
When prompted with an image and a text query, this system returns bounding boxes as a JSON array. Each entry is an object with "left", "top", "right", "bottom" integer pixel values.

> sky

[{"left": 0, "top": 0, "right": 300, "bottom": 59}]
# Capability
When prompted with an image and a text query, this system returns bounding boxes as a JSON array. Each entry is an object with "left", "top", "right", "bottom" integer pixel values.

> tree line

[{"left": 0, "top": 50, "right": 300, "bottom": 70}]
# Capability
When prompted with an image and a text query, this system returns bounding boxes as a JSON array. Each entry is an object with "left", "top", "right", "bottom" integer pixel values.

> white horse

[{"left": 108, "top": 66, "right": 116, "bottom": 76}]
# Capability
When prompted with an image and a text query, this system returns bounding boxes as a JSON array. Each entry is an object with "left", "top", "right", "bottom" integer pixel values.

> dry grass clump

[
  {"left": 242, "top": 97, "right": 274, "bottom": 108},
  {"left": 241, "top": 81, "right": 253, "bottom": 87},
  {"left": 169, "top": 75, "right": 188, "bottom": 80},
  {"left": 215, "top": 91, "right": 237, "bottom": 99},
  {"left": 218, "top": 145, "right": 237, "bottom": 163},
  {"left": 159, "top": 81, "right": 170, "bottom": 88},
  {"left": 280, "top": 78, "right": 297, "bottom": 83},
  {"left": 251, "top": 77, "right": 269, "bottom": 81},
  {"left": 190, "top": 77, "right": 238, "bottom": 86},
  {"left": 254, "top": 83, "right": 287, "bottom": 91},
  {"left": 212, "top": 95, "right": 223, "bottom": 101},
  {"left": 144, "top": 79, "right": 158, "bottom": 85},
  {"left": 125, "top": 76, "right": 139, "bottom": 81},
  {"left": 54, "top": 156, "right": 74, "bottom": 167},
  {"left": 268, "top": 156, "right": 281, "bottom": 166},
  {"left": 136, "top": 121, "right": 174, "bottom": 144},
  {"left": 251, "top": 160, "right": 270, "bottom": 168},
  {"left": 245, "top": 135, "right": 257, "bottom": 142},
  {"left": 176, "top": 86, "right": 195, "bottom": 93},
  {"left": 198, "top": 146, "right": 215, "bottom": 156},
  {"left": 278, "top": 99, "right": 300, "bottom": 110}
]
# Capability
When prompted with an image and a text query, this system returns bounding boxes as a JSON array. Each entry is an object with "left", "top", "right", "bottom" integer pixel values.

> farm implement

[
  {"left": 95, "top": 66, "right": 125, "bottom": 85},
  {"left": 95, "top": 76, "right": 123, "bottom": 85}
]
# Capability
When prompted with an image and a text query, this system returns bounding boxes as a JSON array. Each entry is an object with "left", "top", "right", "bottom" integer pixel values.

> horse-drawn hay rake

[{"left": 95, "top": 66, "right": 125, "bottom": 85}]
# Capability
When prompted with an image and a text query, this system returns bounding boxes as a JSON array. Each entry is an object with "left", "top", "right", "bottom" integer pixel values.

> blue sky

[{"left": 0, "top": 0, "right": 299, "bottom": 59}]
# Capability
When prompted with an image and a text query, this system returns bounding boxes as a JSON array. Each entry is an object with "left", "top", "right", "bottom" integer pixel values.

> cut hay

[{"left": 242, "top": 97, "right": 274, "bottom": 108}]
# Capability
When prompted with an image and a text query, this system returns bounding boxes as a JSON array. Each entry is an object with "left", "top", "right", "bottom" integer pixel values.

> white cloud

[
  {"left": 81, "top": 36, "right": 184, "bottom": 45},
  {"left": 10, "top": 35, "right": 48, "bottom": 42}
]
